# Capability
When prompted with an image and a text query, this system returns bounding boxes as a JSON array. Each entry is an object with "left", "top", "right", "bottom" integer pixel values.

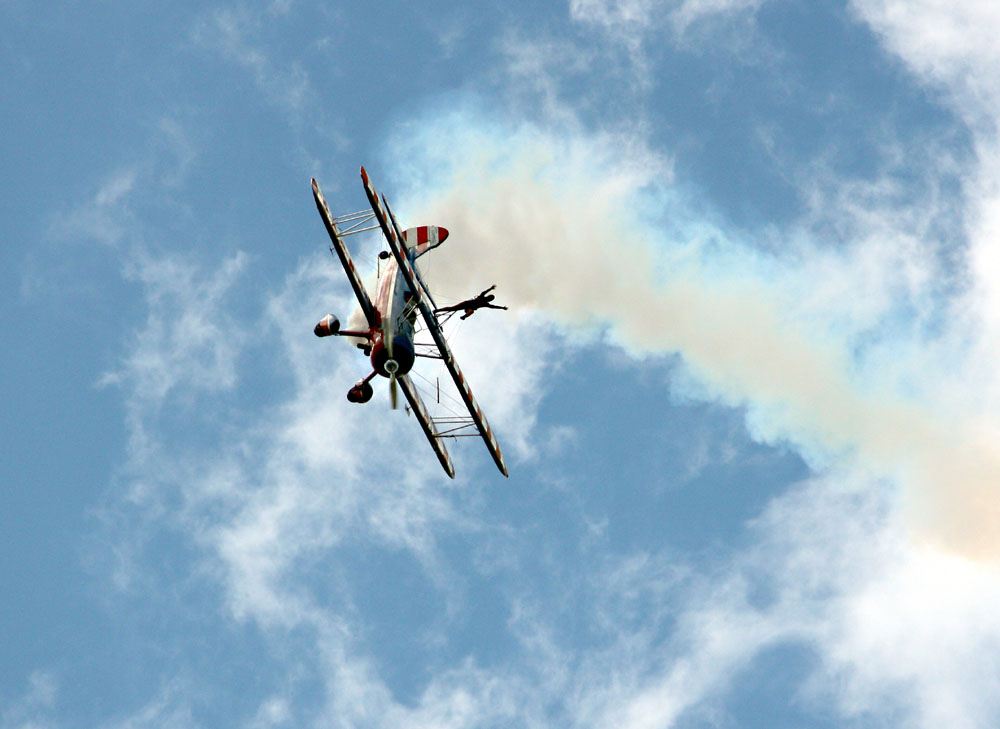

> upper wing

[
  {"left": 360, "top": 167, "right": 509, "bottom": 477},
  {"left": 398, "top": 375, "right": 455, "bottom": 478},
  {"left": 311, "top": 178, "right": 378, "bottom": 328}
]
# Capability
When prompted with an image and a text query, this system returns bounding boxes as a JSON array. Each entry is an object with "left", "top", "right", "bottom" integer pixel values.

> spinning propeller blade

[{"left": 383, "top": 312, "right": 398, "bottom": 410}]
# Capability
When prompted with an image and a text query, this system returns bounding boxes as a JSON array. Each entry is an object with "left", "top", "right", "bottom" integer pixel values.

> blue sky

[{"left": 5, "top": 1, "right": 1000, "bottom": 727}]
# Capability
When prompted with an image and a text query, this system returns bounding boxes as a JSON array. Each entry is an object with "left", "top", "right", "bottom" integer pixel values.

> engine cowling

[
  {"left": 347, "top": 380, "right": 374, "bottom": 403},
  {"left": 370, "top": 333, "right": 415, "bottom": 377},
  {"left": 314, "top": 314, "right": 340, "bottom": 337}
]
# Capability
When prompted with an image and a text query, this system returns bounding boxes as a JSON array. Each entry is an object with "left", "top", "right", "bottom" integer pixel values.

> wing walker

[
  {"left": 311, "top": 168, "right": 508, "bottom": 478},
  {"left": 434, "top": 285, "right": 508, "bottom": 320}
]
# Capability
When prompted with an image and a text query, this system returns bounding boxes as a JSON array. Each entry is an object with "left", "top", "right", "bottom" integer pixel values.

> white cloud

[
  {"left": 0, "top": 672, "right": 58, "bottom": 729},
  {"left": 190, "top": 6, "right": 314, "bottom": 122},
  {"left": 670, "top": 0, "right": 763, "bottom": 30},
  {"left": 99, "top": 682, "right": 198, "bottom": 729},
  {"left": 102, "top": 250, "right": 248, "bottom": 402},
  {"left": 96, "top": 248, "right": 248, "bottom": 483},
  {"left": 23, "top": 114, "right": 202, "bottom": 306},
  {"left": 248, "top": 697, "right": 291, "bottom": 729},
  {"left": 569, "top": 0, "right": 763, "bottom": 49},
  {"left": 834, "top": 4, "right": 1000, "bottom": 559},
  {"left": 847, "top": 3, "right": 1000, "bottom": 342},
  {"left": 495, "top": 32, "right": 603, "bottom": 123},
  {"left": 542, "top": 475, "right": 1000, "bottom": 729},
  {"left": 569, "top": 0, "right": 662, "bottom": 42},
  {"left": 756, "top": 478, "right": 1000, "bottom": 729},
  {"left": 56, "top": 168, "right": 137, "bottom": 249},
  {"left": 850, "top": 1, "right": 1000, "bottom": 120}
]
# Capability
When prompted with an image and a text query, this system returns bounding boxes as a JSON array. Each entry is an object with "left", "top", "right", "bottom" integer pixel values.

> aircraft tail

[{"left": 402, "top": 226, "right": 448, "bottom": 259}]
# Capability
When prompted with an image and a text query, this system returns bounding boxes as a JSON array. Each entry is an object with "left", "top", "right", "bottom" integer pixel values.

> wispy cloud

[
  {"left": 24, "top": 112, "right": 202, "bottom": 303},
  {"left": 850, "top": 1, "right": 1000, "bottom": 120},
  {"left": 0, "top": 671, "right": 58, "bottom": 729},
  {"left": 93, "top": 245, "right": 565, "bottom": 724},
  {"left": 569, "top": 0, "right": 764, "bottom": 68},
  {"left": 495, "top": 32, "right": 603, "bottom": 123},
  {"left": 744, "top": 478, "right": 1000, "bottom": 729},
  {"left": 58, "top": 168, "right": 138, "bottom": 248},
  {"left": 101, "top": 681, "right": 198, "bottom": 729},
  {"left": 569, "top": 0, "right": 663, "bottom": 53},
  {"left": 190, "top": 6, "right": 315, "bottom": 124}
]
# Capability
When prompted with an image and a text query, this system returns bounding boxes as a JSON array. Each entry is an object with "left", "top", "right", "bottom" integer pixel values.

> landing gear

[{"left": 347, "top": 380, "right": 374, "bottom": 403}]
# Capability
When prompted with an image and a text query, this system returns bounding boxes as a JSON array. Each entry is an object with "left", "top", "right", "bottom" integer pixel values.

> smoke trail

[{"left": 389, "top": 115, "right": 1000, "bottom": 557}]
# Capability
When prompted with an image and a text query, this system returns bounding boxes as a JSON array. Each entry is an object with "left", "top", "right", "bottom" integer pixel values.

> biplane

[{"left": 310, "top": 167, "right": 508, "bottom": 478}]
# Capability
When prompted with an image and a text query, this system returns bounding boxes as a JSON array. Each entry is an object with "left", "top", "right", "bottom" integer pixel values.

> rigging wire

[{"left": 410, "top": 368, "right": 468, "bottom": 417}]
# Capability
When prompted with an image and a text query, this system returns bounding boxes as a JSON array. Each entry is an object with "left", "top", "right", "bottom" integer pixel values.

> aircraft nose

[{"left": 370, "top": 335, "right": 415, "bottom": 377}]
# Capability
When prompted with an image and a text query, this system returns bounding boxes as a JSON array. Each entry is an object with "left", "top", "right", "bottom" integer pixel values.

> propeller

[
  {"left": 382, "top": 313, "right": 399, "bottom": 409},
  {"left": 386, "top": 358, "right": 399, "bottom": 409}
]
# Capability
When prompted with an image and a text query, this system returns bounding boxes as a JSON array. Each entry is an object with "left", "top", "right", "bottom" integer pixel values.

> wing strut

[
  {"left": 312, "top": 178, "right": 378, "bottom": 328},
  {"left": 360, "top": 167, "right": 509, "bottom": 477},
  {"left": 398, "top": 375, "right": 455, "bottom": 478}
]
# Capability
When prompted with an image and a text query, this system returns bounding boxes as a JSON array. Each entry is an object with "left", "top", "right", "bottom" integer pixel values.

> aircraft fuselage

[{"left": 369, "top": 257, "right": 416, "bottom": 378}]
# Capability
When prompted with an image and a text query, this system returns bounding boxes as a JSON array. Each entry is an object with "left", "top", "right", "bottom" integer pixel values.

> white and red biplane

[{"left": 311, "top": 167, "right": 508, "bottom": 478}]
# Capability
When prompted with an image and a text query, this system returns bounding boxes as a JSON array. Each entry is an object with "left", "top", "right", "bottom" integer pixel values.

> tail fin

[{"left": 402, "top": 226, "right": 448, "bottom": 259}]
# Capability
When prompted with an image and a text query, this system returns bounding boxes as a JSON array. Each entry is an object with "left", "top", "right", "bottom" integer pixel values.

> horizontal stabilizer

[{"left": 402, "top": 226, "right": 449, "bottom": 258}]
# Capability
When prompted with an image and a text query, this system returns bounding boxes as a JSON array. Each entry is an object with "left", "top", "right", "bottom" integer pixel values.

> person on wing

[{"left": 434, "top": 285, "right": 508, "bottom": 320}]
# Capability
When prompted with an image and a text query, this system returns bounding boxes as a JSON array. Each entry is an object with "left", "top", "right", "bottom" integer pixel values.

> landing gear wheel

[{"left": 346, "top": 381, "right": 374, "bottom": 403}]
